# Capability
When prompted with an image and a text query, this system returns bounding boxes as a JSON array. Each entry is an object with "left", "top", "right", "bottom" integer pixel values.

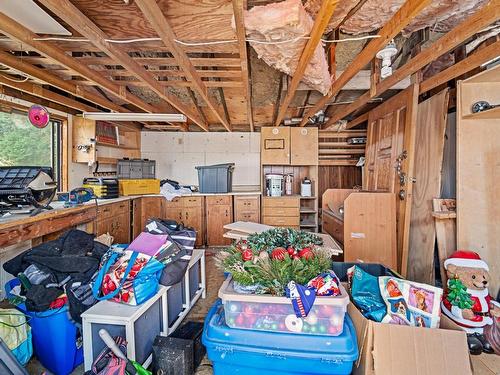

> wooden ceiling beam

[
  {"left": 72, "top": 79, "right": 243, "bottom": 89},
  {"left": 0, "top": 76, "right": 96, "bottom": 112},
  {"left": 134, "top": 0, "right": 231, "bottom": 131},
  {"left": 275, "top": 0, "right": 339, "bottom": 126},
  {"left": 299, "top": 0, "right": 431, "bottom": 127},
  {"left": 329, "top": 0, "right": 500, "bottom": 129},
  {"left": 0, "top": 50, "right": 126, "bottom": 113},
  {"left": 232, "top": 0, "right": 254, "bottom": 131},
  {"left": 0, "top": 12, "right": 158, "bottom": 114},
  {"left": 419, "top": 39, "right": 500, "bottom": 94},
  {"left": 38, "top": 0, "right": 209, "bottom": 132},
  {"left": 17, "top": 56, "right": 243, "bottom": 68}
]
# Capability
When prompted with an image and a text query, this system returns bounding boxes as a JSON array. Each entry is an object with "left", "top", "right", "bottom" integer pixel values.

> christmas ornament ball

[
  {"left": 304, "top": 312, "right": 318, "bottom": 325},
  {"left": 228, "top": 303, "right": 239, "bottom": 313}
]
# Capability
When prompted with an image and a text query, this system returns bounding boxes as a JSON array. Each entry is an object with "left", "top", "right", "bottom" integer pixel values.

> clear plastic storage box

[{"left": 218, "top": 276, "right": 350, "bottom": 336}]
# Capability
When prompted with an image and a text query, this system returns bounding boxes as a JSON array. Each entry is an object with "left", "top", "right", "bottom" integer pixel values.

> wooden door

[
  {"left": 290, "top": 127, "right": 318, "bottom": 165},
  {"left": 261, "top": 126, "right": 290, "bottom": 165},
  {"left": 206, "top": 202, "right": 233, "bottom": 246},
  {"left": 183, "top": 207, "right": 205, "bottom": 247},
  {"left": 363, "top": 85, "right": 419, "bottom": 275}
]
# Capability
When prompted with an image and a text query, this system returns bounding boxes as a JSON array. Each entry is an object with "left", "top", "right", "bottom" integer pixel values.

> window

[{"left": 0, "top": 109, "right": 61, "bottom": 188}]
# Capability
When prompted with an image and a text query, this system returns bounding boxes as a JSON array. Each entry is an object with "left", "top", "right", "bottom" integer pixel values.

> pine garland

[
  {"left": 447, "top": 278, "right": 474, "bottom": 309},
  {"left": 215, "top": 228, "right": 331, "bottom": 296}
]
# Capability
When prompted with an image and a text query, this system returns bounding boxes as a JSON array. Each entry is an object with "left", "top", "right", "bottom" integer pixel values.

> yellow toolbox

[{"left": 118, "top": 179, "right": 160, "bottom": 196}]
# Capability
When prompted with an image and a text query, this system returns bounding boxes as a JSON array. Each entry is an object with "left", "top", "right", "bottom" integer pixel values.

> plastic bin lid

[
  {"left": 219, "top": 276, "right": 350, "bottom": 308},
  {"left": 203, "top": 300, "right": 358, "bottom": 361},
  {"left": 195, "top": 163, "right": 235, "bottom": 170}
]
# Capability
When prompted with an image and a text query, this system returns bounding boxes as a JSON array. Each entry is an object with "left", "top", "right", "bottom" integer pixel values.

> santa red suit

[{"left": 441, "top": 251, "right": 495, "bottom": 334}]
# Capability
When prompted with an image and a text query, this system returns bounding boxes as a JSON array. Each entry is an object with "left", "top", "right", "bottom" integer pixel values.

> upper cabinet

[
  {"left": 260, "top": 126, "right": 318, "bottom": 165},
  {"left": 290, "top": 127, "right": 318, "bottom": 165}
]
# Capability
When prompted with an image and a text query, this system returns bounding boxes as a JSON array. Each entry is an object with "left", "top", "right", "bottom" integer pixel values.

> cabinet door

[
  {"left": 72, "top": 117, "right": 96, "bottom": 163},
  {"left": 290, "top": 127, "right": 318, "bottom": 165},
  {"left": 133, "top": 197, "right": 164, "bottom": 237},
  {"left": 183, "top": 207, "right": 205, "bottom": 247},
  {"left": 96, "top": 217, "right": 113, "bottom": 238},
  {"left": 164, "top": 207, "right": 183, "bottom": 222},
  {"left": 206, "top": 205, "right": 232, "bottom": 246},
  {"left": 112, "top": 213, "right": 130, "bottom": 244},
  {"left": 261, "top": 127, "right": 290, "bottom": 165}
]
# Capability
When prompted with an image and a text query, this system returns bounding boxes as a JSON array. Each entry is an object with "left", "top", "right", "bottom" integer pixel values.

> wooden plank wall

[
  {"left": 407, "top": 89, "right": 449, "bottom": 284},
  {"left": 318, "top": 166, "right": 362, "bottom": 209}
]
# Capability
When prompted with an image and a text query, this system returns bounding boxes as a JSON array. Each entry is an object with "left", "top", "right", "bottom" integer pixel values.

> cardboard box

[{"left": 348, "top": 303, "right": 472, "bottom": 375}]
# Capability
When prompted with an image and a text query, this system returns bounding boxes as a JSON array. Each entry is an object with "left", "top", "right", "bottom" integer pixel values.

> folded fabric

[{"left": 128, "top": 232, "right": 170, "bottom": 257}]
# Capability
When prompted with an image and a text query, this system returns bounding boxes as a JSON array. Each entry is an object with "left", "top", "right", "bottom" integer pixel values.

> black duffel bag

[{"left": 145, "top": 218, "right": 196, "bottom": 286}]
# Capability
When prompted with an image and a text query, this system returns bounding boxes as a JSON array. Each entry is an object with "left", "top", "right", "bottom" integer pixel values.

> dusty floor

[{"left": 26, "top": 249, "right": 223, "bottom": 375}]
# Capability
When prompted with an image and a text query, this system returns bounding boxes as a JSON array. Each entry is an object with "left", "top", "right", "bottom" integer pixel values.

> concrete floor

[{"left": 26, "top": 249, "right": 223, "bottom": 375}]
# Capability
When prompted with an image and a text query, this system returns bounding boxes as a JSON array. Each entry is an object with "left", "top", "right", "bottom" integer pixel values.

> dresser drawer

[
  {"left": 183, "top": 196, "right": 203, "bottom": 207},
  {"left": 234, "top": 195, "right": 260, "bottom": 212},
  {"left": 235, "top": 211, "right": 260, "bottom": 222},
  {"left": 262, "top": 196, "right": 300, "bottom": 208},
  {"left": 262, "top": 206, "right": 299, "bottom": 217},
  {"left": 206, "top": 195, "right": 232, "bottom": 206},
  {"left": 163, "top": 197, "right": 183, "bottom": 208},
  {"left": 322, "top": 212, "right": 344, "bottom": 245},
  {"left": 98, "top": 201, "right": 129, "bottom": 220},
  {"left": 262, "top": 216, "right": 299, "bottom": 227}
]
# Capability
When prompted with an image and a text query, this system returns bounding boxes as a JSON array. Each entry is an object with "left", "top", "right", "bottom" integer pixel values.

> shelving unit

[
  {"left": 260, "top": 126, "right": 319, "bottom": 232},
  {"left": 73, "top": 117, "right": 141, "bottom": 165}
]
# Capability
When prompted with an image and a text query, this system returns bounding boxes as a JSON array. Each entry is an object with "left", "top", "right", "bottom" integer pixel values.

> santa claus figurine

[{"left": 441, "top": 250, "right": 499, "bottom": 355}]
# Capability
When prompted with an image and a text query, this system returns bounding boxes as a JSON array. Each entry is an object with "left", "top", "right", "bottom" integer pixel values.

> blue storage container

[
  {"left": 5, "top": 279, "right": 84, "bottom": 375},
  {"left": 203, "top": 300, "right": 358, "bottom": 375}
]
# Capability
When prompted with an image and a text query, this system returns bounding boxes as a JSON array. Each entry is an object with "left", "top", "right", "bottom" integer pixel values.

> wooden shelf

[
  {"left": 96, "top": 142, "right": 140, "bottom": 150},
  {"left": 463, "top": 106, "right": 500, "bottom": 120},
  {"left": 300, "top": 209, "right": 317, "bottom": 214},
  {"left": 300, "top": 223, "right": 318, "bottom": 228},
  {"left": 300, "top": 196, "right": 316, "bottom": 200},
  {"left": 96, "top": 156, "right": 119, "bottom": 165}
]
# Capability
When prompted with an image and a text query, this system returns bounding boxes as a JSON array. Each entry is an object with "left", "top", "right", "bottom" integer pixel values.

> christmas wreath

[{"left": 215, "top": 228, "right": 331, "bottom": 296}]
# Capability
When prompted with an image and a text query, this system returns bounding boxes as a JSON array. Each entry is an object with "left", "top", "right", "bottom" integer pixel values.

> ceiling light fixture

[{"left": 81, "top": 112, "right": 187, "bottom": 122}]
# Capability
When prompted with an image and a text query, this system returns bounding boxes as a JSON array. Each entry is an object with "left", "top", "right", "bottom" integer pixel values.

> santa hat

[{"left": 444, "top": 250, "right": 489, "bottom": 271}]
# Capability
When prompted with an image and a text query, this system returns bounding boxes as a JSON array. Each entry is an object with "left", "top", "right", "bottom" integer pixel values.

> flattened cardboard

[{"left": 348, "top": 300, "right": 472, "bottom": 375}]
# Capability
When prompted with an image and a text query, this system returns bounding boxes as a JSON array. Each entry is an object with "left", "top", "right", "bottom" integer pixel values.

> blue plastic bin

[
  {"left": 203, "top": 300, "right": 358, "bottom": 375},
  {"left": 5, "top": 279, "right": 84, "bottom": 375}
]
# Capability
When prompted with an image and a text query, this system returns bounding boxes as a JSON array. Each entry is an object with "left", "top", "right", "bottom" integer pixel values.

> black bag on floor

[{"left": 145, "top": 219, "right": 196, "bottom": 286}]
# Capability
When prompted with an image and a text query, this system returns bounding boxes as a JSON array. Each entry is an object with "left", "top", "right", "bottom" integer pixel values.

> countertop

[{"left": 0, "top": 191, "right": 262, "bottom": 226}]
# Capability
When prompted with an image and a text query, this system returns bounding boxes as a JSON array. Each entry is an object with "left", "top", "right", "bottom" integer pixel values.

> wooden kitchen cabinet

[
  {"left": 132, "top": 197, "right": 164, "bottom": 238},
  {"left": 96, "top": 200, "right": 130, "bottom": 243},
  {"left": 234, "top": 195, "right": 260, "bottom": 223},
  {"left": 206, "top": 196, "right": 233, "bottom": 246},
  {"left": 261, "top": 126, "right": 290, "bottom": 165},
  {"left": 163, "top": 196, "right": 205, "bottom": 247},
  {"left": 262, "top": 196, "right": 300, "bottom": 228},
  {"left": 290, "top": 127, "right": 318, "bottom": 165}
]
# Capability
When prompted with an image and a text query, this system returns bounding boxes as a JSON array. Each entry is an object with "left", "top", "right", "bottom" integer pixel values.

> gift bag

[{"left": 92, "top": 246, "right": 164, "bottom": 306}]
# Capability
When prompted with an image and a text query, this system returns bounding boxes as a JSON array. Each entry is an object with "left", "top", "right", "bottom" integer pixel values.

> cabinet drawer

[
  {"left": 164, "top": 197, "right": 183, "bottom": 208},
  {"left": 235, "top": 211, "right": 260, "bottom": 222},
  {"left": 234, "top": 196, "right": 259, "bottom": 212},
  {"left": 206, "top": 195, "right": 232, "bottom": 206},
  {"left": 97, "top": 204, "right": 116, "bottom": 220},
  {"left": 183, "top": 196, "right": 203, "bottom": 207},
  {"left": 262, "top": 196, "right": 300, "bottom": 208},
  {"left": 322, "top": 212, "right": 344, "bottom": 245},
  {"left": 262, "top": 216, "right": 299, "bottom": 227},
  {"left": 262, "top": 206, "right": 299, "bottom": 217}
]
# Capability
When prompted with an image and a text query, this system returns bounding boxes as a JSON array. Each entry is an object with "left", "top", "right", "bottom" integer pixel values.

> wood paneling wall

[{"left": 318, "top": 166, "right": 362, "bottom": 208}]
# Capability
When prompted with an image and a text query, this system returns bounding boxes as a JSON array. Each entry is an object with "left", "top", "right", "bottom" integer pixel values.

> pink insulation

[
  {"left": 242, "top": 0, "right": 331, "bottom": 95},
  {"left": 341, "top": 0, "right": 489, "bottom": 36},
  {"left": 304, "top": 0, "right": 360, "bottom": 33}
]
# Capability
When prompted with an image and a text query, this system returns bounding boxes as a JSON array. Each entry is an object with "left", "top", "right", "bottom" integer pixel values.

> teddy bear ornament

[{"left": 441, "top": 250, "right": 499, "bottom": 355}]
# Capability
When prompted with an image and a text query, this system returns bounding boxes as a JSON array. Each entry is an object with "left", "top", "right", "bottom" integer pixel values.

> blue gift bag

[{"left": 92, "top": 246, "right": 164, "bottom": 305}]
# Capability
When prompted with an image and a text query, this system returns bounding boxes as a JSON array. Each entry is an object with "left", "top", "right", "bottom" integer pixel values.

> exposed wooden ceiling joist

[
  {"left": 330, "top": 0, "right": 500, "bottom": 129},
  {"left": 0, "top": 76, "right": 96, "bottom": 112},
  {"left": 0, "top": 12, "right": 158, "bottom": 114},
  {"left": 38, "top": 0, "right": 210, "bottom": 132},
  {"left": 299, "top": 0, "right": 432, "bottom": 127},
  {"left": 275, "top": 0, "right": 339, "bottom": 126},
  {"left": 232, "top": 0, "right": 254, "bottom": 131},
  {"left": 419, "top": 39, "right": 500, "bottom": 94},
  {"left": 0, "top": 50, "right": 126, "bottom": 113},
  {"left": 134, "top": 0, "right": 232, "bottom": 131}
]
